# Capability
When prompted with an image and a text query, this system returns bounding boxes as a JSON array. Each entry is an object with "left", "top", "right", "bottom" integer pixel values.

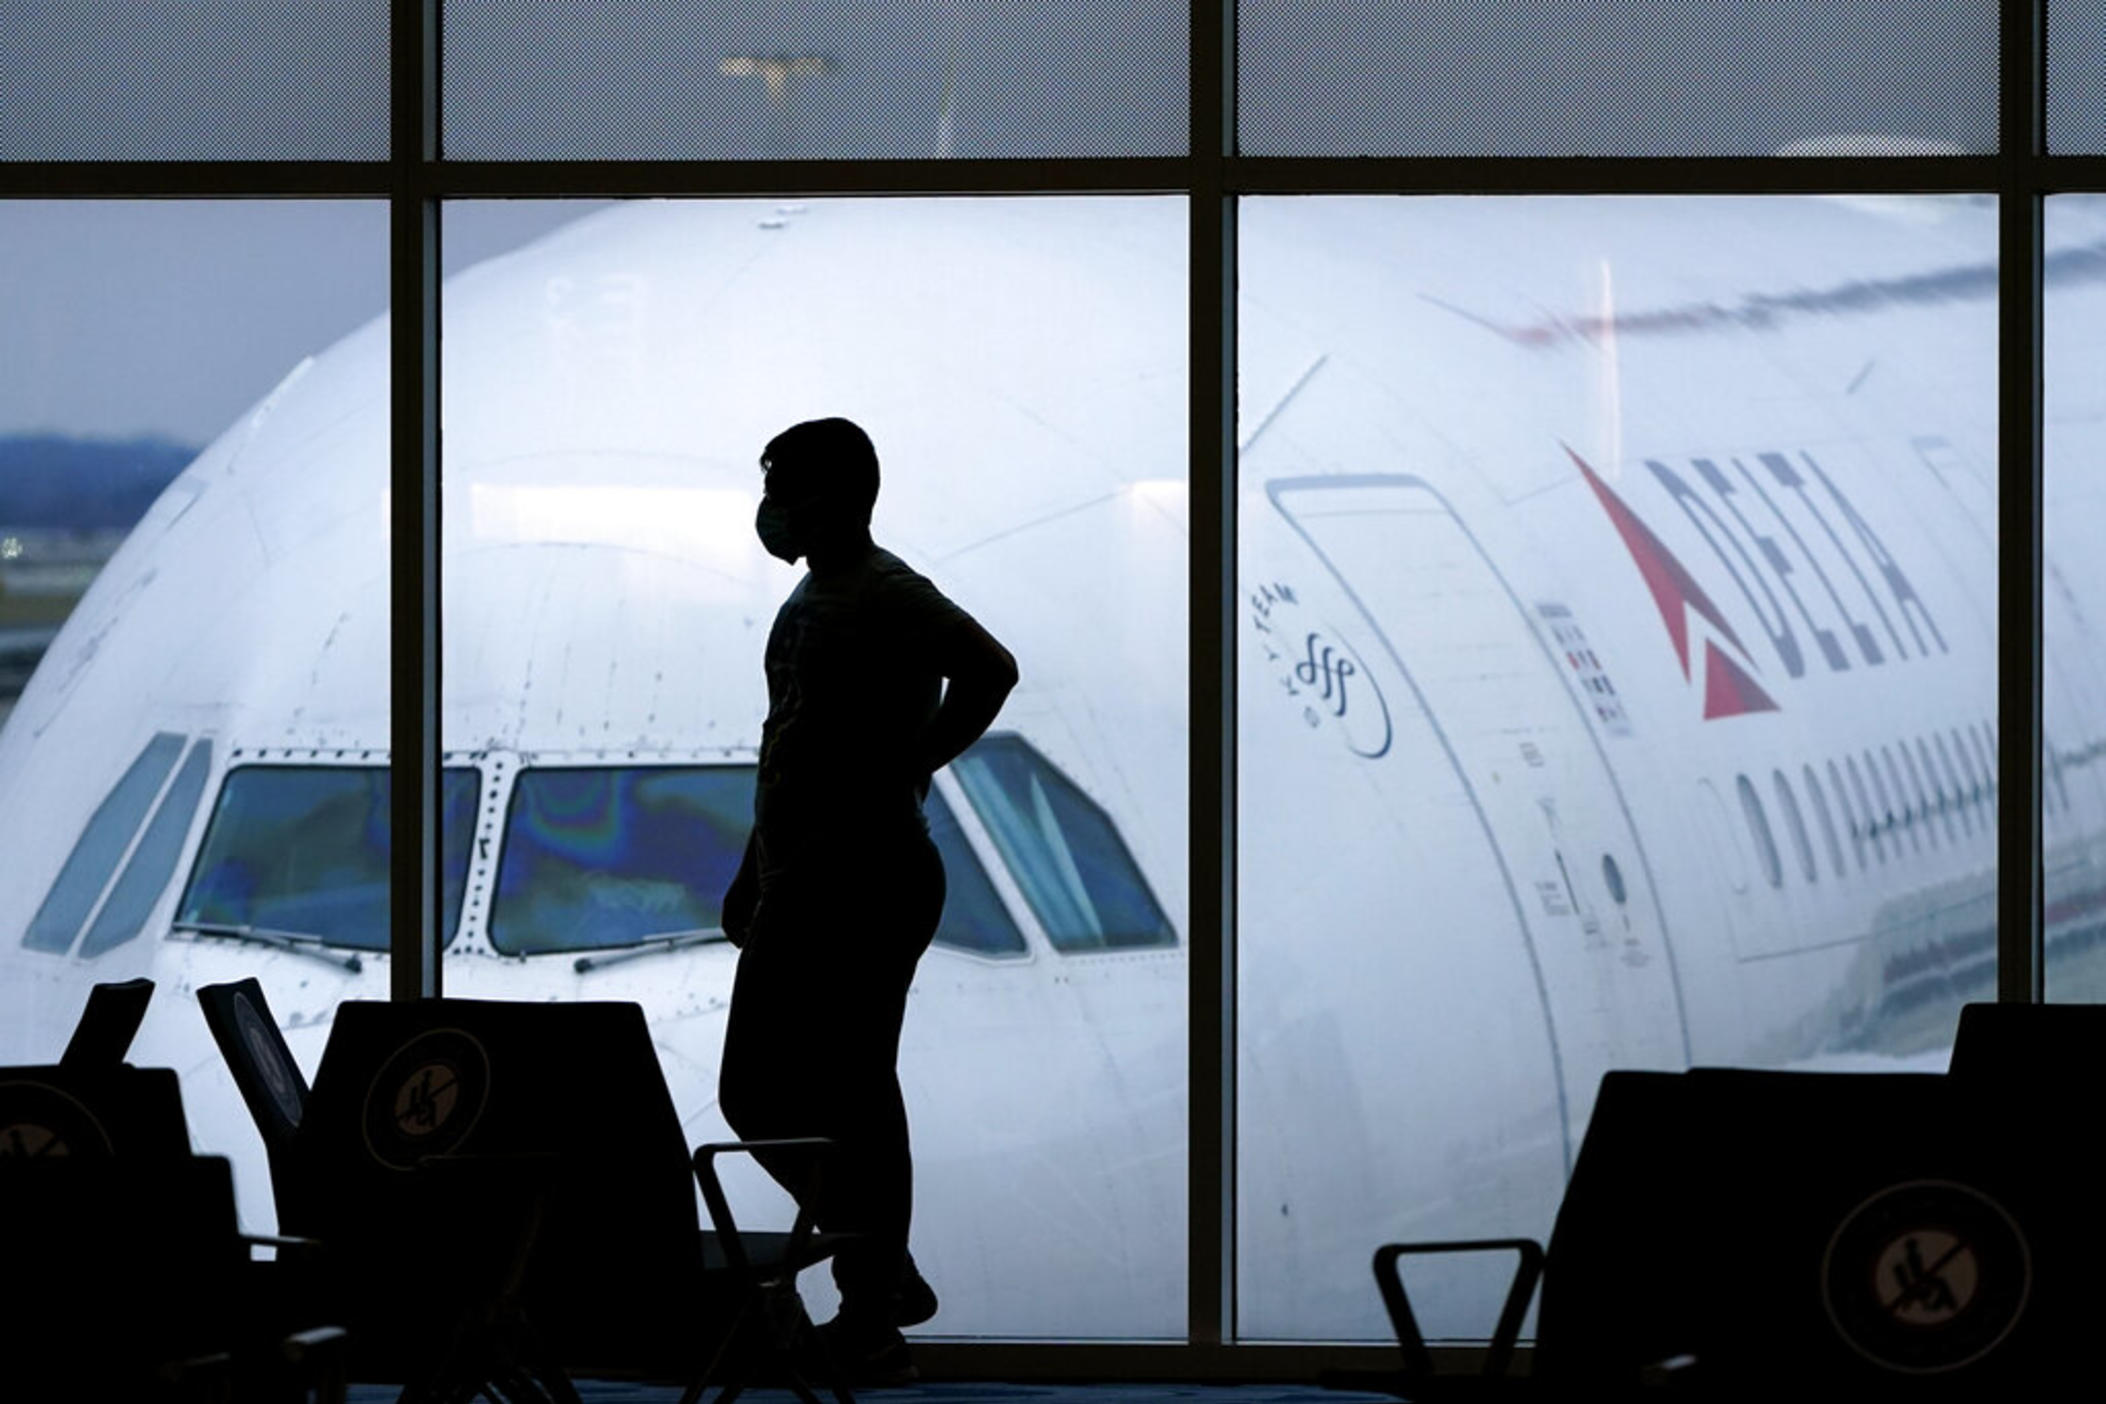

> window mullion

[
  {"left": 389, "top": 0, "right": 443, "bottom": 999},
  {"left": 1189, "top": 0, "right": 1237, "bottom": 1352},
  {"left": 1994, "top": 0, "right": 2045, "bottom": 1001}
]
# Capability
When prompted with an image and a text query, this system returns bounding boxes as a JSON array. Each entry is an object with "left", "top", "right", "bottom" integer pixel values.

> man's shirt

[{"left": 754, "top": 544, "right": 977, "bottom": 878}]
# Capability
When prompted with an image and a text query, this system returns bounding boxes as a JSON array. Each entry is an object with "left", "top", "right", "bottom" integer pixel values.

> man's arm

[
  {"left": 915, "top": 614, "right": 1019, "bottom": 779},
  {"left": 721, "top": 828, "right": 759, "bottom": 947}
]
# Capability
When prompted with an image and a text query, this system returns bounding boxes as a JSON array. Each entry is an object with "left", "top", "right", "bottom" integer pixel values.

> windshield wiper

[
  {"left": 170, "top": 921, "right": 365, "bottom": 974},
  {"left": 572, "top": 928, "right": 728, "bottom": 974}
]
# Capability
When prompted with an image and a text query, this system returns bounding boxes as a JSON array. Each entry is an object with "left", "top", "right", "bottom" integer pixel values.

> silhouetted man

[{"left": 718, "top": 417, "right": 1018, "bottom": 1383}]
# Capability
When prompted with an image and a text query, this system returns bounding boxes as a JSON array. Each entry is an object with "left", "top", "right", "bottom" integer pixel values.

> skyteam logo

[{"left": 1568, "top": 443, "right": 1948, "bottom": 721}]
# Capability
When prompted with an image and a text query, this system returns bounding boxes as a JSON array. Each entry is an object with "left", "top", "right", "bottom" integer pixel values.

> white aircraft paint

[{"left": 4, "top": 194, "right": 2104, "bottom": 1343}]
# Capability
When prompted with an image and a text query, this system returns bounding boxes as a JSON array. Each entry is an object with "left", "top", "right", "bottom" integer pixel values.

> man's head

[{"left": 755, "top": 417, "right": 881, "bottom": 564}]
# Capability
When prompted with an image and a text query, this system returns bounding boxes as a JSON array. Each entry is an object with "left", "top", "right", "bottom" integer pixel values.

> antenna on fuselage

[{"left": 720, "top": 53, "right": 833, "bottom": 156}]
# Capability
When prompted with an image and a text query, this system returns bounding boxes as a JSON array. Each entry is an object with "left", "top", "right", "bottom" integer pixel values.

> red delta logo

[
  {"left": 1570, "top": 447, "right": 1778, "bottom": 719},
  {"left": 1565, "top": 442, "right": 1950, "bottom": 722}
]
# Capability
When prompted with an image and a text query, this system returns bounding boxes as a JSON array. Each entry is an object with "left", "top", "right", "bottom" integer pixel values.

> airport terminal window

[
  {"left": 178, "top": 767, "right": 479, "bottom": 951},
  {"left": 21, "top": 732, "right": 185, "bottom": 952},
  {"left": 951, "top": 735, "right": 1175, "bottom": 953},
  {"left": 489, "top": 766, "right": 752, "bottom": 956},
  {"left": 80, "top": 741, "right": 213, "bottom": 958},
  {"left": 927, "top": 788, "right": 1029, "bottom": 957}
]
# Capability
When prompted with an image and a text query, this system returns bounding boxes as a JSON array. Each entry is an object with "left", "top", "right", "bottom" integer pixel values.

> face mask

[{"left": 755, "top": 498, "right": 804, "bottom": 563}]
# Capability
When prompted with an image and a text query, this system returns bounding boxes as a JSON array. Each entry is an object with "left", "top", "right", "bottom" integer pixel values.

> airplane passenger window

[
  {"left": 1922, "top": 736, "right": 1965, "bottom": 839},
  {"left": 178, "top": 766, "right": 479, "bottom": 951},
  {"left": 1846, "top": 755, "right": 1887, "bottom": 863},
  {"left": 79, "top": 741, "right": 213, "bottom": 957},
  {"left": 489, "top": 766, "right": 752, "bottom": 956},
  {"left": 1737, "top": 774, "right": 1784, "bottom": 890},
  {"left": 1802, "top": 765, "right": 1847, "bottom": 879},
  {"left": 1969, "top": 723, "right": 1999, "bottom": 821},
  {"left": 1882, "top": 745, "right": 1924, "bottom": 852},
  {"left": 1899, "top": 742, "right": 1943, "bottom": 848},
  {"left": 22, "top": 732, "right": 186, "bottom": 953},
  {"left": 1949, "top": 727, "right": 1984, "bottom": 811},
  {"left": 1771, "top": 769, "right": 1818, "bottom": 885},
  {"left": 1863, "top": 750, "right": 1904, "bottom": 854},
  {"left": 926, "top": 788, "right": 1029, "bottom": 956},
  {"left": 951, "top": 735, "right": 1175, "bottom": 952},
  {"left": 1828, "top": 759, "right": 1867, "bottom": 870}
]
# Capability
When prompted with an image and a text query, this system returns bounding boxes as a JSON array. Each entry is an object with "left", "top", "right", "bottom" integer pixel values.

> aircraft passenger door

[{"left": 1268, "top": 475, "right": 1690, "bottom": 1133}]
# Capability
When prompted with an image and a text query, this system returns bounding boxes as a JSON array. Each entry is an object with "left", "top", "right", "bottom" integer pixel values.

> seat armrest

[
  {"left": 692, "top": 1138, "right": 839, "bottom": 1278},
  {"left": 242, "top": 1232, "right": 325, "bottom": 1261},
  {"left": 1373, "top": 1237, "right": 1544, "bottom": 1381}
]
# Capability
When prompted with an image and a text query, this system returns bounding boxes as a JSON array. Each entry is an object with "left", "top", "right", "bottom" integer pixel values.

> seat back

[
  {"left": 1541, "top": 1068, "right": 2082, "bottom": 1395},
  {"left": 197, "top": 977, "right": 310, "bottom": 1155},
  {"left": 0, "top": 1063, "right": 191, "bottom": 1160},
  {"left": 1949, "top": 999, "right": 2105, "bottom": 1082},
  {"left": 60, "top": 977, "right": 155, "bottom": 1069},
  {"left": 301, "top": 998, "right": 702, "bottom": 1370},
  {"left": 4, "top": 1154, "right": 246, "bottom": 1396}
]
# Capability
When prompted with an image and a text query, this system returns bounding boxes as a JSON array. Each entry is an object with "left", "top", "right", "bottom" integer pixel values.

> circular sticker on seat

[
  {"left": 234, "top": 992, "right": 306, "bottom": 1128},
  {"left": 362, "top": 1028, "right": 490, "bottom": 1171},
  {"left": 1822, "top": 1179, "right": 2030, "bottom": 1374},
  {"left": 0, "top": 1081, "right": 113, "bottom": 1159}
]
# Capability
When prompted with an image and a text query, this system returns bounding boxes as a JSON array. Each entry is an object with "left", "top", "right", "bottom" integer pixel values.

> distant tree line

[{"left": 0, "top": 435, "right": 195, "bottom": 531}]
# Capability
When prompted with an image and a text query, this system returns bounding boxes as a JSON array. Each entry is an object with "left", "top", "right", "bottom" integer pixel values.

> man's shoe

[
  {"left": 817, "top": 1315, "right": 920, "bottom": 1388},
  {"left": 897, "top": 1257, "right": 939, "bottom": 1328}
]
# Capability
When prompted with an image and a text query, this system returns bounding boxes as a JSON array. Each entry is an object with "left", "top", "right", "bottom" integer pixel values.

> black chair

[
  {"left": 198, "top": 976, "right": 314, "bottom": 1226},
  {"left": 1949, "top": 998, "right": 2105, "bottom": 1082},
  {"left": 60, "top": 976, "right": 156, "bottom": 1069},
  {"left": 1336, "top": 1068, "right": 2081, "bottom": 1400},
  {"left": 201, "top": 987, "right": 855, "bottom": 1404},
  {"left": 0, "top": 1060, "right": 192, "bottom": 1160},
  {"left": 0, "top": 1057, "right": 349, "bottom": 1404}
]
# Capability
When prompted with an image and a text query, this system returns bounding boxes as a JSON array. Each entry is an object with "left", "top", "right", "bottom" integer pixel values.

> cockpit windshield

[
  {"left": 176, "top": 766, "right": 480, "bottom": 950},
  {"left": 490, "top": 766, "right": 753, "bottom": 956},
  {"left": 489, "top": 764, "right": 1031, "bottom": 958},
  {"left": 951, "top": 735, "right": 1175, "bottom": 951}
]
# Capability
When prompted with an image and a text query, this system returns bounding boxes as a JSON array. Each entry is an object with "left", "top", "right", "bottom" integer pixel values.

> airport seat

[
  {"left": 0, "top": 1058, "right": 350, "bottom": 1404},
  {"left": 1333, "top": 1068, "right": 2086, "bottom": 1400},
  {"left": 60, "top": 975, "right": 156, "bottom": 1069},
  {"left": 1948, "top": 998, "right": 2106, "bottom": 1082},
  {"left": 0, "top": 1058, "right": 192, "bottom": 1159},
  {"left": 197, "top": 977, "right": 315, "bottom": 1226},
  {"left": 202, "top": 990, "right": 856, "bottom": 1404}
]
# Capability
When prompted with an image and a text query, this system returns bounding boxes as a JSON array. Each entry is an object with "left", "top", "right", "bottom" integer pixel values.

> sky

[
  {"left": 0, "top": 0, "right": 2056, "bottom": 444},
  {"left": 0, "top": 201, "right": 610, "bottom": 444}
]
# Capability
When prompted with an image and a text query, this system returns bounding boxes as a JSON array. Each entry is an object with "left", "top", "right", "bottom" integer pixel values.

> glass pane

[
  {"left": 81, "top": 740, "right": 215, "bottom": 957},
  {"left": 441, "top": 196, "right": 1187, "bottom": 1337},
  {"left": 178, "top": 767, "right": 479, "bottom": 953},
  {"left": 2051, "top": 2, "right": 2106, "bottom": 152},
  {"left": 926, "top": 786, "right": 1028, "bottom": 956},
  {"left": 491, "top": 766, "right": 751, "bottom": 955},
  {"left": 1240, "top": 0, "right": 1996, "bottom": 156},
  {"left": 953, "top": 735, "right": 1177, "bottom": 952},
  {"left": 1, "top": 2, "right": 387, "bottom": 160},
  {"left": 445, "top": 0, "right": 1187, "bottom": 159},
  {"left": 2045, "top": 195, "right": 2106, "bottom": 999},
  {"left": 0, "top": 200, "right": 387, "bottom": 1235},
  {"left": 1239, "top": 195, "right": 1998, "bottom": 1339},
  {"left": 21, "top": 732, "right": 185, "bottom": 953}
]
